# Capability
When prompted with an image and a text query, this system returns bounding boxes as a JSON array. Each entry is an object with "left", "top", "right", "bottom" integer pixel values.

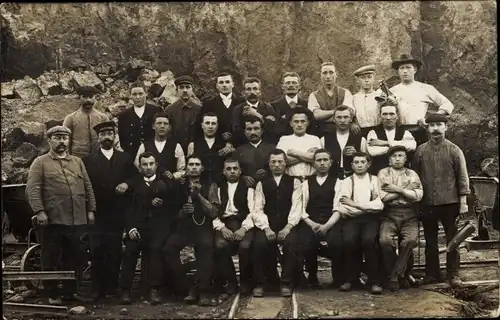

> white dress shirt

[
  {"left": 220, "top": 93, "right": 233, "bottom": 108},
  {"left": 205, "top": 137, "right": 215, "bottom": 149},
  {"left": 277, "top": 133, "right": 322, "bottom": 177},
  {"left": 212, "top": 181, "right": 255, "bottom": 231},
  {"left": 333, "top": 173, "right": 384, "bottom": 216},
  {"left": 154, "top": 140, "right": 166, "bottom": 153},
  {"left": 352, "top": 90, "right": 381, "bottom": 128},
  {"left": 134, "top": 106, "right": 145, "bottom": 118},
  {"left": 366, "top": 128, "right": 417, "bottom": 157},
  {"left": 285, "top": 95, "right": 299, "bottom": 107},
  {"left": 100, "top": 148, "right": 114, "bottom": 160}
]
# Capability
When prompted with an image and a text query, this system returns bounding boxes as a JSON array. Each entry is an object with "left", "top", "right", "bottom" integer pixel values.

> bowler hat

[
  {"left": 174, "top": 76, "right": 194, "bottom": 86},
  {"left": 425, "top": 113, "right": 449, "bottom": 124},
  {"left": 391, "top": 54, "right": 423, "bottom": 70},
  {"left": 75, "top": 86, "right": 101, "bottom": 97},
  {"left": 353, "top": 64, "right": 376, "bottom": 77},
  {"left": 93, "top": 121, "right": 117, "bottom": 134},
  {"left": 387, "top": 145, "right": 408, "bottom": 157},
  {"left": 46, "top": 125, "right": 71, "bottom": 137}
]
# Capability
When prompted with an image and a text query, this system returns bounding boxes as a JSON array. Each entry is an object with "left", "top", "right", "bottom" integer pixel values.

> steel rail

[
  {"left": 2, "top": 271, "right": 75, "bottom": 281},
  {"left": 3, "top": 302, "right": 68, "bottom": 316}
]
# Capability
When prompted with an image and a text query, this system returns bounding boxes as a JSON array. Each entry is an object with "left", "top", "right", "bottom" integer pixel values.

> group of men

[{"left": 25, "top": 53, "right": 471, "bottom": 307}]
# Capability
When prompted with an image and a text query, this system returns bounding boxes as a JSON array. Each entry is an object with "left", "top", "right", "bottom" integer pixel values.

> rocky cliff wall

[{"left": 1, "top": 2, "right": 497, "bottom": 182}]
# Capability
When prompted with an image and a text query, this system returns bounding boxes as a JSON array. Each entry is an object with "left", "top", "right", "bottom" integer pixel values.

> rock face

[{"left": 0, "top": 2, "right": 497, "bottom": 181}]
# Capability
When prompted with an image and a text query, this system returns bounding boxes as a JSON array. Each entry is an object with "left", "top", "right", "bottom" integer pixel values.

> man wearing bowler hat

[
  {"left": 352, "top": 65, "right": 381, "bottom": 137},
  {"left": 389, "top": 54, "right": 455, "bottom": 145},
  {"left": 63, "top": 86, "right": 110, "bottom": 158},
  {"left": 26, "top": 126, "right": 96, "bottom": 305},
  {"left": 412, "top": 114, "right": 470, "bottom": 287},
  {"left": 83, "top": 121, "right": 139, "bottom": 300},
  {"left": 165, "top": 76, "right": 202, "bottom": 153}
]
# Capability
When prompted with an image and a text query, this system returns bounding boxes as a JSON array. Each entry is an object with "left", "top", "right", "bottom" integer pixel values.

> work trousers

[
  {"left": 342, "top": 216, "right": 381, "bottom": 285},
  {"left": 252, "top": 227, "right": 299, "bottom": 287},
  {"left": 90, "top": 225, "right": 123, "bottom": 295},
  {"left": 163, "top": 219, "right": 214, "bottom": 295},
  {"left": 379, "top": 207, "right": 418, "bottom": 281},
  {"left": 421, "top": 203, "right": 460, "bottom": 279},
  {"left": 120, "top": 217, "right": 172, "bottom": 291},
  {"left": 214, "top": 216, "right": 254, "bottom": 287},
  {"left": 295, "top": 221, "right": 344, "bottom": 284},
  {"left": 40, "top": 224, "right": 86, "bottom": 298}
]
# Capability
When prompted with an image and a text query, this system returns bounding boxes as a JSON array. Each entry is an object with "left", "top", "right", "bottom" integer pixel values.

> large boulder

[
  {"left": 36, "top": 72, "right": 61, "bottom": 96},
  {"left": 13, "top": 76, "right": 42, "bottom": 104},
  {"left": 1, "top": 81, "right": 17, "bottom": 98},
  {"left": 71, "top": 70, "right": 105, "bottom": 91}
]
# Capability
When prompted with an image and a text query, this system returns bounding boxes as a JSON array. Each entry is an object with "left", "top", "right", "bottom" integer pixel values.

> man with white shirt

[
  {"left": 352, "top": 65, "right": 381, "bottom": 136},
  {"left": 196, "top": 72, "right": 245, "bottom": 143},
  {"left": 83, "top": 121, "right": 139, "bottom": 301},
  {"left": 187, "top": 112, "right": 231, "bottom": 184},
  {"left": 212, "top": 158, "right": 255, "bottom": 295},
  {"left": 336, "top": 152, "right": 385, "bottom": 294},
  {"left": 320, "top": 105, "right": 367, "bottom": 180},
  {"left": 277, "top": 108, "right": 322, "bottom": 181},
  {"left": 120, "top": 152, "right": 176, "bottom": 305},
  {"left": 232, "top": 77, "right": 278, "bottom": 147},
  {"left": 296, "top": 149, "right": 344, "bottom": 288},
  {"left": 251, "top": 149, "right": 303, "bottom": 297},
  {"left": 271, "top": 72, "right": 315, "bottom": 137},
  {"left": 308, "top": 62, "right": 359, "bottom": 138},
  {"left": 233, "top": 116, "right": 276, "bottom": 186},
  {"left": 118, "top": 82, "right": 163, "bottom": 158},
  {"left": 134, "top": 112, "right": 185, "bottom": 180},
  {"left": 366, "top": 102, "right": 417, "bottom": 174},
  {"left": 389, "top": 54, "right": 454, "bottom": 145}
]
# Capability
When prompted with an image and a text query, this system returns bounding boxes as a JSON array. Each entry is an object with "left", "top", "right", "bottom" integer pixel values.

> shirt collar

[
  {"left": 250, "top": 140, "right": 262, "bottom": 148},
  {"left": 144, "top": 174, "right": 157, "bottom": 183},
  {"left": 100, "top": 148, "right": 114, "bottom": 155},
  {"left": 247, "top": 101, "right": 259, "bottom": 109},
  {"left": 285, "top": 95, "right": 298, "bottom": 105},
  {"left": 49, "top": 150, "right": 70, "bottom": 160},
  {"left": 220, "top": 92, "right": 233, "bottom": 101}
]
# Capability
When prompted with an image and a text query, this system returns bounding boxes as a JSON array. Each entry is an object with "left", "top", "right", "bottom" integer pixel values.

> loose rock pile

[{"left": 1, "top": 57, "right": 183, "bottom": 184}]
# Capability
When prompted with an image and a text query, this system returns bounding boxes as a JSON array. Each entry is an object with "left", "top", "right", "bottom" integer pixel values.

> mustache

[{"left": 247, "top": 93, "right": 258, "bottom": 99}]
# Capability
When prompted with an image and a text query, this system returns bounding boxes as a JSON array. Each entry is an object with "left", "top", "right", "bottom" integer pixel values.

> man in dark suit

[
  {"left": 271, "top": 72, "right": 316, "bottom": 138},
  {"left": 118, "top": 81, "right": 163, "bottom": 158},
  {"left": 232, "top": 77, "right": 278, "bottom": 147},
  {"left": 195, "top": 72, "right": 245, "bottom": 144},
  {"left": 119, "top": 152, "right": 176, "bottom": 305},
  {"left": 83, "top": 121, "right": 139, "bottom": 300}
]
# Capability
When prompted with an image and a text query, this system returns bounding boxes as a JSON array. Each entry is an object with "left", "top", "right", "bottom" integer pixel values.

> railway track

[{"left": 227, "top": 290, "right": 299, "bottom": 319}]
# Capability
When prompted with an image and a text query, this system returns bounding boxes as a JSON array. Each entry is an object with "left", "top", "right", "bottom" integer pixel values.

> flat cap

[
  {"left": 425, "top": 113, "right": 449, "bottom": 124},
  {"left": 174, "top": 75, "right": 194, "bottom": 86},
  {"left": 387, "top": 145, "right": 408, "bottom": 156},
  {"left": 75, "top": 86, "right": 100, "bottom": 97},
  {"left": 46, "top": 125, "right": 71, "bottom": 137},
  {"left": 93, "top": 121, "right": 117, "bottom": 134},
  {"left": 353, "top": 64, "right": 376, "bottom": 77}
]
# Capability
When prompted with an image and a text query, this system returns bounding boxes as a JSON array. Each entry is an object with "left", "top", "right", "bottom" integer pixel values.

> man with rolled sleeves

[
  {"left": 378, "top": 146, "right": 423, "bottom": 291},
  {"left": 83, "top": 121, "right": 139, "bottom": 300},
  {"left": 212, "top": 158, "right": 255, "bottom": 295},
  {"left": 389, "top": 54, "right": 455, "bottom": 145},
  {"left": 352, "top": 65, "right": 381, "bottom": 137},
  {"left": 308, "top": 62, "right": 360, "bottom": 138},
  {"left": 118, "top": 81, "right": 163, "bottom": 158},
  {"left": 412, "top": 114, "right": 470, "bottom": 287},
  {"left": 63, "top": 86, "right": 109, "bottom": 158},
  {"left": 26, "top": 126, "right": 96, "bottom": 305},
  {"left": 165, "top": 76, "right": 203, "bottom": 153},
  {"left": 251, "top": 149, "right": 304, "bottom": 297}
]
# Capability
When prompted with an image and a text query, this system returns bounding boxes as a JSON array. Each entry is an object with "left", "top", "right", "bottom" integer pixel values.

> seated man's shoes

[
  {"left": 339, "top": 282, "right": 352, "bottom": 292},
  {"left": 370, "top": 284, "right": 383, "bottom": 295},
  {"left": 252, "top": 286, "right": 264, "bottom": 297},
  {"left": 280, "top": 285, "right": 292, "bottom": 297}
]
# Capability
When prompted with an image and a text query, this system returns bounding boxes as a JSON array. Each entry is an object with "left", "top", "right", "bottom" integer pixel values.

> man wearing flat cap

[
  {"left": 63, "top": 86, "right": 110, "bottom": 158},
  {"left": 389, "top": 54, "right": 455, "bottom": 145},
  {"left": 352, "top": 64, "right": 382, "bottom": 136},
  {"left": 118, "top": 81, "right": 163, "bottom": 159},
  {"left": 412, "top": 114, "right": 470, "bottom": 287},
  {"left": 26, "top": 126, "right": 96, "bottom": 305},
  {"left": 82, "top": 121, "right": 139, "bottom": 300},
  {"left": 378, "top": 145, "right": 423, "bottom": 291},
  {"left": 165, "top": 75, "right": 202, "bottom": 153}
]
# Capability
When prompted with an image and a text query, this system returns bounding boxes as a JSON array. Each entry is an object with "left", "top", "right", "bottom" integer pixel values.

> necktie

[
  {"left": 87, "top": 114, "right": 92, "bottom": 155},
  {"left": 289, "top": 100, "right": 297, "bottom": 108}
]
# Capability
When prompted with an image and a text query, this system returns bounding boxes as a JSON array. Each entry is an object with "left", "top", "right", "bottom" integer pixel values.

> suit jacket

[
  {"left": 271, "top": 96, "right": 317, "bottom": 138},
  {"left": 117, "top": 104, "right": 163, "bottom": 158},
  {"left": 195, "top": 93, "right": 245, "bottom": 141},
  {"left": 83, "top": 149, "right": 139, "bottom": 229},
  {"left": 232, "top": 101, "right": 278, "bottom": 147}
]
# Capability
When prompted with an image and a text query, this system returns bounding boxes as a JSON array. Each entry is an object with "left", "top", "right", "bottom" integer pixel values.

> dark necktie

[{"left": 289, "top": 100, "right": 297, "bottom": 108}]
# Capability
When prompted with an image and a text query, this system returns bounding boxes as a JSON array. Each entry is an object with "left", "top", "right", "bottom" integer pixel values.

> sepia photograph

[{"left": 1, "top": 1, "right": 498, "bottom": 319}]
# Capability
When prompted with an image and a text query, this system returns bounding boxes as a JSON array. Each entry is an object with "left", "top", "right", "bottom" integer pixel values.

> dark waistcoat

[
  {"left": 143, "top": 139, "right": 178, "bottom": 173},
  {"left": 193, "top": 137, "right": 226, "bottom": 184},
  {"left": 323, "top": 131, "right": 363, "bottom": 176},
  {"left": 219, "top": 179, "right": 250, "bottom": 222},
  {"left": 306, "top": 175, "right": 337, "bottom": 224},
  {"left": 262, "top": 174, "right": 295, "bottom": 231}
]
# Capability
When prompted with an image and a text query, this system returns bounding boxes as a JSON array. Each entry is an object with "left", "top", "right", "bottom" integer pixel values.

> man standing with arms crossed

[
  {"left": 412, "top": 114, "right": 470, "bottom": 287},
  {"left": 26, "top": 126, "right": 96, "bottom": 305}
]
